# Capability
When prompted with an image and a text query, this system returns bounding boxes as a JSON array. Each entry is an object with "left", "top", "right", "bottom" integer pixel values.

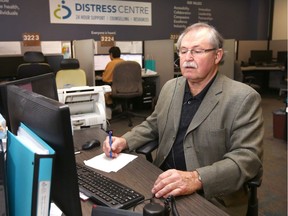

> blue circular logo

[{"left": 54, "top": 0, "right": 72, "bottom": 20}]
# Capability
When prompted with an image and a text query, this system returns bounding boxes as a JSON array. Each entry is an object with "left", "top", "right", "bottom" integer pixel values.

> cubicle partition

[
  {"left": 237, "top": 39, "right": 287, "bottom": 64},
  {"left": 73, "top": 39, "right": 95, "bottom": 87},
  {"left": 219, "top": 39, "right": 236, "bottom": 79},
  {"left": 237, "top": 40, "right": 268, "bottom": 64},
  {"left": 144, "top": 39, "right": 174, "bottom": 97},
  {"left": 269, "top": 40, "right": 288, "bottom": 59}
]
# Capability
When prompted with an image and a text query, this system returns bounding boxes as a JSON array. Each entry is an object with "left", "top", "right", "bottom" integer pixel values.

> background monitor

[
  {"left": 0, "top": 73, "right": 59, "bottom": 129},
  {"left": 120, "top": 54, "right": 143, "bottom": 68},
  {"left": 249, "top": 50, "right": 273, "bottom": 65},
  {"left": 94, "top": 54, "right": 111, "bottom": 71},
  {"left": 277, "top": 51, "right": 287, "bottom": 65},
  {"left": 94, "top": 54, "right": 143, "bottom": 71},
  {"left": 45, "top": 55, "right": 64, "bottom": 74},
  {"left": 5, "top": 85, "right": 82, "bottom": 216},
  {"left": 0, "top": 56, "right": 24, "bottom": 79}
]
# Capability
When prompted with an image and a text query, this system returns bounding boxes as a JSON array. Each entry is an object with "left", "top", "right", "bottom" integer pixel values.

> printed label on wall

[
  {"left": 49, "top": 0, "right": 152, "bottom": 26},
  {"left": 0, "top": 0, "right": 20, "bottom": 16}
]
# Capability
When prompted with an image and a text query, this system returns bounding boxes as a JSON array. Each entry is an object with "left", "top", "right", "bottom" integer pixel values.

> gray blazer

[{"left": 123, "top": 73, "right": 264, "bottom": 214}]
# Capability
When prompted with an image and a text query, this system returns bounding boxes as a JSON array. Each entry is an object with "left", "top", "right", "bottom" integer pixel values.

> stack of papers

[
  {"left": 145, "top": 69, "right": 157, "bottom": 75},
  {"left": 84, "top": 153, "right": 137, "bottom": 173}
]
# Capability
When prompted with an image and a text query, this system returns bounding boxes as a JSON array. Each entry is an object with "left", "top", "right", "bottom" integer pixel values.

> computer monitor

[
  {"left": 121, "top": 54, "right": 143, "bottom": 68},
  {"left": 277, "top": 51, "right": 287, "bottom": 65},
  {"left": 0, "top": 73, "right": 59, "bottom": 129},
  {"left": 0, "top": 56, "right": 24, "bottom": 79},
  {"left": 94, "top": 54, "right": 111, "bottom": 71},
  {"left": 5, "top": 85, "right": 82, "bottom": 216},
  {"left": 249, "top": 50, "right": 273, "bottom": 65},
  {"left": 94, "top": 54, "right": 143, "bottom": 71},
  {"left": 45, "top": 54, "right": 64, "bottom": 73}
]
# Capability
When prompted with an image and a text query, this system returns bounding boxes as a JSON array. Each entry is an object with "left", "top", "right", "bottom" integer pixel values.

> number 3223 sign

[{"left": 22, "top": 32, "right": 41, "bottom": 46}]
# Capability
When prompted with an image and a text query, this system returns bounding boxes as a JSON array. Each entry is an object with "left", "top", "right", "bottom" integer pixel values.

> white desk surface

[
  {"left": 95, "top": 72, "right": 159, "bottom": 80},
  {"left": 241, "top": 65, "right": 285, "bottom": 71},
  {"left": 141, "top": 71, "right": 159, "bottom": 77}
]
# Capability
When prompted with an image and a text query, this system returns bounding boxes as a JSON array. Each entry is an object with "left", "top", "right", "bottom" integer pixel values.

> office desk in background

[
  {"left": 73, "top": 127, "right": 228, "bottom": 216},
  {"left": 96, "top": 71, "right": 159, "bottom": 110},
  {"left": 241, "top": 65, "right": 286, "bottom": 90},
  {"left": 95, "top": 71, "right": 159, "bottom": 81}
]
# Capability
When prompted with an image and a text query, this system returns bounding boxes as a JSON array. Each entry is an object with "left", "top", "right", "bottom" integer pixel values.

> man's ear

[{"left": 215, "top": 49, "right": 224, "bottom": 64}]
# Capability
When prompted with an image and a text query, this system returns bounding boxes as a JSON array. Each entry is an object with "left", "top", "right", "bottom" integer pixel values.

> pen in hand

[{"left": 109, "top": 130, "right": 113, "bottom": 158}]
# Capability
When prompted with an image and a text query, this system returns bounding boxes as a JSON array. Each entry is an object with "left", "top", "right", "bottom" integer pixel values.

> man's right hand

[{"left": 102, "top": 136, "right": 128, "bottom": 158}]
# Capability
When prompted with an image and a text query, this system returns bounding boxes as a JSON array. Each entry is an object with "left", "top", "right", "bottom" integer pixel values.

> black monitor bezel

[
  {"left": 6, "top": 85, "right": 82, "bottom": 216},
  {"left": 0, "top": 73, "right": 59, "bottom": 130},
  {"left": 249, "top": 50, "right": 273, "bottom": 65}
]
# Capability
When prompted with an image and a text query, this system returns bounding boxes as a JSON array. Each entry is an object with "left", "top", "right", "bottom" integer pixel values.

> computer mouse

[{"left": 81, "top": 139, "right": 100, "bottom": 150}]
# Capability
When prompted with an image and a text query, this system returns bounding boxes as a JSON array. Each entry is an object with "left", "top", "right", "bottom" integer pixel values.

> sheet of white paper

[
  {"left": 84, "top": 153, "right": 137, "bottom": 173},
  {"left": 49, "top": 203, "right": 62, "bottom": 216},
  {"left": 145, "top": 69, "right": 157, "bottom": 74}
]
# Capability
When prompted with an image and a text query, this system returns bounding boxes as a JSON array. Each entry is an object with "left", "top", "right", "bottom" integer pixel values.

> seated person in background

[
  {"left": 102, "top": 46, "right": 124, "bottom": 84},
  {"left": 102, "top": 46, "right": 124, "bottom": 105},
  {"left": 103, "top": 23, "right": 264, "bottom": 216}
]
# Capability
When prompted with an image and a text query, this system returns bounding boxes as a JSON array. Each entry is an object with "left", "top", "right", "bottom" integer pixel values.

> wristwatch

[{"left": 196, "top": 171, "right": 202, "bottom": 182}]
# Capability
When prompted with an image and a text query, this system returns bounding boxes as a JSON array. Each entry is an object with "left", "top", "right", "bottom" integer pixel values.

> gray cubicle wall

[
  {"left": 237, "top": 40, "right": 287, "bottom": 63},
  {"left": 144, "top": 40, "right": 174, "bottom": 97},
  {"left": 269, "top": 40, "right": 288, "bottom": 58},
  {"left": 237, "top": 40, "right": 268, "bottom": 63},
  {"left": 219, "top": 39, "right": 236, "bottom": 79},
  {"left": 73, "top": 39, "right": 95, "bottom": 86}
]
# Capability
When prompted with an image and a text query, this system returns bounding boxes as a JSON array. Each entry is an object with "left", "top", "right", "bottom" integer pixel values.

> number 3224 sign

[{"left": 100, "top": 34, "right": 115, "bottom": 47}]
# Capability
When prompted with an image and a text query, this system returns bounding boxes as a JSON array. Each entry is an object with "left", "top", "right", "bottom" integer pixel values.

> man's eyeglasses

[{"left": 178, "top": 48, "right": 217, "bottom": 56}]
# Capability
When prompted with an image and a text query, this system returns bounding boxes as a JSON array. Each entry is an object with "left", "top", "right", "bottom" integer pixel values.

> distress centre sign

[{"left": 49, "top": 0, "right": 152, "bottom": 26}]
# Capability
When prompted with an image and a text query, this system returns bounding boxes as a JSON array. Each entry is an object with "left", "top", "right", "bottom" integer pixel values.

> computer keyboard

[{"left": 76, "top": 163, "right": 145, "bottom": 209}]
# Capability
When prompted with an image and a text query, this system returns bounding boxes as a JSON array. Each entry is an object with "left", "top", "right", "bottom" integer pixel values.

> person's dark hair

[{"left": 109, "top": 46, "right": 121, "bottom": 58}]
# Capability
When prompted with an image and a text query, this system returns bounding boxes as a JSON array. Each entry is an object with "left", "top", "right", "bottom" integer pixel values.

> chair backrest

[
  {"left": 111, "top": 61, "right": 143, "bottom": 98},
  {"left": 56, "top": 58, "right": 87, "bottom": 89},
  {"left": 17, "top": 51, "right": 52, "bottom": 79}
]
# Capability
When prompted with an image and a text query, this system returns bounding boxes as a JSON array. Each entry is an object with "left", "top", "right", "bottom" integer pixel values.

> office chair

[
  {"left": 111, "top": 61, "right": 146, "bottom": 127},
  {"left": 16, "top": 51, "right": 52, "bottom": 79},
  {"left": 234, "top": 61, "right": 261, "bottom": 92},
  {"left": 136, "top": 140, "right": 262, "bottom": 216},
  {"left": 55, "top": 58, "right": 87, "bottom": 89}
]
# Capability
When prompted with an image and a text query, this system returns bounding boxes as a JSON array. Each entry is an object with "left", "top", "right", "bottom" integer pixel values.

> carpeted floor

[
  {"left": 258, "top": 92, "right": 287, "bottom": 216},
  {"left": 107, "top": 90, "right": 287, "bottom": 216}
]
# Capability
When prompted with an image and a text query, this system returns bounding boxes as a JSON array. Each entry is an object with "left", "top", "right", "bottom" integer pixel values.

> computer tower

[{"left": 134, "top": 81, "right": 156, "bottom": 110}]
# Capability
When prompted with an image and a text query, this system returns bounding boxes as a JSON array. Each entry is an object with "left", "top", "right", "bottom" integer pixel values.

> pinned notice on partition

[
  {"left": 170, "top": 33, "right": 179, "bottom": 42},
  {"left": 100, "top": 34, "right": 115, "bottom": 47},
  {"left": 22, "top": 32, "right": 41, "bottom": 46}
]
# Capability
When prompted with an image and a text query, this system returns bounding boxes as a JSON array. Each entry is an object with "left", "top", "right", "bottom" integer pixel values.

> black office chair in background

[
  {"left": 136, "top": 141, "right": 262, "bottom": 216},
  {"left": 17, "top": 51, "right": 52, "bottom": 79},
  {"left": 111, "top": 61, "right": 146, "bottom": 127},
  {"left": 234, "top": 61, "right": 261, "bottom": 92}
]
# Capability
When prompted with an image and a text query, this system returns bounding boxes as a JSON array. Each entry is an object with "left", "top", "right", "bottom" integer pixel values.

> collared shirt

[{"left": 160, "top": 75, "right": 217, "bottom": 171}]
